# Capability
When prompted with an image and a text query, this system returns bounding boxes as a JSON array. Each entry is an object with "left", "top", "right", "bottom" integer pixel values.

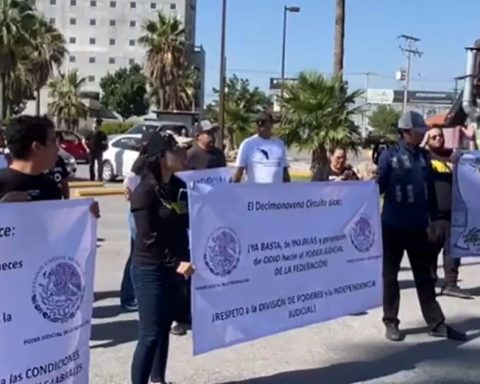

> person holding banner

[
  {"left": 233, "top": 111, "right": 290, "bottom": 183},
  {"left": 422, "top": 127, "right": 473, "bottom": 299},
  {"left": 130, "top": 130, "right": 195, "bottom": 384},
  {"left": 378, "top": 111, "right": 466, "bottom": 342},
  {"left": 0, "top": 116, "right": 100, "bottom": 218}
]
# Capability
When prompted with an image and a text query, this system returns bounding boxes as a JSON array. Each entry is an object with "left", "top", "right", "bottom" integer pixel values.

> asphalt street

[{"left": 90, "top": 195, "right": 480, "bottom": 384}]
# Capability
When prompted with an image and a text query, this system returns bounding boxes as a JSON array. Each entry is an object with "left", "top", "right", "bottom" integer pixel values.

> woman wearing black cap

[{"left": 130, "top": 130, "right": 195, "bottom": 384}]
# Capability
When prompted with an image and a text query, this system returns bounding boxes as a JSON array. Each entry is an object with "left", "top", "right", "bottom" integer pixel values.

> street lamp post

[
  {"left": 218, "top": 0, "right": 227, "bottom": 149},
  {"left": 280, "top": 5, "right": 300, "bottom": 112}
]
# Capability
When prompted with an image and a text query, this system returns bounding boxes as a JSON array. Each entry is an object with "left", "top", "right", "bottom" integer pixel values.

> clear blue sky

[{"left": 196, "top": 0, "right": 480, "bottom": 101}]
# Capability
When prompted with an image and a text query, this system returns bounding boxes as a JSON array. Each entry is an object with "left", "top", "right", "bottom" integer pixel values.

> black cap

[{"left": 144, "top": 131, "right": 193, "bottom": 158}]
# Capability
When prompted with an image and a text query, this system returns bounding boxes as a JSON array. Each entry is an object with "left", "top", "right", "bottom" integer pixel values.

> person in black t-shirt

[
  {"left": 0, "top": 116, "right": 100, "bottom": 218},
  {"left": 85, "top": 118, "right": 108, "bottom": 181},
  {"left": 186, "top": 120, "right": 226, "bottom": 170},
  {"left": 0, "top": 116, "right": 62, "bottom": 201},
  {"left": 45, "top": 132, "right": 71, "bottom": 199},
  {"left": 130, "top": 130, "right": 195, "bottom": 384}
]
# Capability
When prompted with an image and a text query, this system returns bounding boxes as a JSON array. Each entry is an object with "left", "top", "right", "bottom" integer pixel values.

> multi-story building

[{"left": 34, "top": 0, "right": 205, "bottom": 110}]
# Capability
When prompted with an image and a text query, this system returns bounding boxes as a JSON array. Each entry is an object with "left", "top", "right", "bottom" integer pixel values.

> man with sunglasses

[
  {"left": 423, "top": 126, "right": 474, "bottom": 299},
  {"left": 233, "top": 111, "right": 290, "bottom": 183}
]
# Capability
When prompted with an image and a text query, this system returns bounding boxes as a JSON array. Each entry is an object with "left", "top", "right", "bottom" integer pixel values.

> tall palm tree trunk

[
  {"left": 36, "top": 86, "right": 41, "bottom": 116},
  {"left": 0, "top": 74, "right": 5, "bottom": 121},
  {"left": 333, "top": 0, "right": 345, "bottom": 78}
]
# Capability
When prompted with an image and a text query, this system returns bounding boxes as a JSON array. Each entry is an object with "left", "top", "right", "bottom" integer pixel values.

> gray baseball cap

[
  {"left": 398, "top": 111, "right": 428, "bottom": 133},
  {"left": 195, "top": 120, "right": 218, "bottom": 135}
]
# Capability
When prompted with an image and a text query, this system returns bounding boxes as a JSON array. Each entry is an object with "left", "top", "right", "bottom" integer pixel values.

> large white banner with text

[
  {"left": 451, "top": 151, "right": 480, "bottom": 258},
  {"left": 0, "top": 200, "right": 96, "bottom": 384},
  {"left": 190, "top": 181, "right": 382, "bottom": 355}
]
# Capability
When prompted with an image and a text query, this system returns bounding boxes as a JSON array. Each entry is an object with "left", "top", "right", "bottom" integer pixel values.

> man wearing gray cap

[
  {"left": 186, "top": 120, "right": 226, "bottom": 170},
  {"left": 378, "top": 111, "right": 466, "bottom": 342}
]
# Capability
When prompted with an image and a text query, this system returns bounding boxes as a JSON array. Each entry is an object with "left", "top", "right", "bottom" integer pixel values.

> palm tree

[
  {"left": 279, "top": 71, "right": 362, "bottom": 172},
  {"left": 29, "top": 16, "right": 67, "bottom": 115},
  {"left": 48, "top": 70, "right": 88, "bottom": 131},
  {"left": 0, "top": 0, "right": 34, "bottom": 119},
  {"left": 139, "top": 12, "right": 188, "bottom": 111},
  {"left": 333, "top": 0, "right": 345, "bottom": 78}
]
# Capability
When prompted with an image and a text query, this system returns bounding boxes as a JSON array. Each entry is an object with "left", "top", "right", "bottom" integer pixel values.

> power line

[{"left": 398, "top": 34, "right": 423, "bottom": 111}]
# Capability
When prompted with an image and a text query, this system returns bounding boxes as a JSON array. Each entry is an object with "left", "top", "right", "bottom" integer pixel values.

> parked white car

[
  {"left": 126, "top": 121, "right": 191, "bottom": 137},
  {"left": 102, "top": 134, "right": 141, "bottom": 181}
]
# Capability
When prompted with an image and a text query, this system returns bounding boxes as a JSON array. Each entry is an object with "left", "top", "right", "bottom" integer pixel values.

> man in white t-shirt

[{"left": 233, "top": 111, "right": 290, "bottom": 183}]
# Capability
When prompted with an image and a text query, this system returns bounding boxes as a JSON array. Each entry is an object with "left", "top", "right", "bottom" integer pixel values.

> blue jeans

[
  {"left": 120, "top": 237, "right": 137, "bottom": 307},
  {"left": 131, "top": 263, "right": 177, "bottom": 384}
]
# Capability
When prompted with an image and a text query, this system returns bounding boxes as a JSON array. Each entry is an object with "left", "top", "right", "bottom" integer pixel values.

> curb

[
  {"left": 69, "top": 181, "right": 104, "bottom": 188},
  {"left": 72, "top": 187, "right": 125, "bottom": 198}
]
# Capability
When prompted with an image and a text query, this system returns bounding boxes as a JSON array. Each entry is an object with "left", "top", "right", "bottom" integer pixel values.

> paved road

[{"left": 91, "top": 195, "right": 480, "bottom": 384}]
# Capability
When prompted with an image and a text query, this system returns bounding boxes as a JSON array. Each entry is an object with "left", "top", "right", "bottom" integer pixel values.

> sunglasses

[{"left": 429, "top": 134, "right": 444, "bottom": 141}]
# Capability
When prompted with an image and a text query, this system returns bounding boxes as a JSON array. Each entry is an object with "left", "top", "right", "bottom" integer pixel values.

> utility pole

[
  {"left": 218, "top": 0, "right": 227, "bottom": 149},
  {"left": 398, "top": 35, "right": 422, "bottom": 112}
]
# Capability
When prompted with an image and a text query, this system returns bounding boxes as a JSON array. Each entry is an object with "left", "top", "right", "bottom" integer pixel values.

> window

[
  {"left": 69, "top": 56, "right": 76, "bottom": 63},
  {"left": 109, "top": 19, "right": 116, "bottom": 26},
  {"left": 129, "top": 58, "right": 135, "bottom": 66},
  {"left": 150, "top": 2, "right": 156, "bottom": 9},
  {"left": 109, "top": 57, "right": 115, "bottom": 64},
  {"left": 49, "top": 18, "right": 55, "bottom": 25},
  {"left": 112, "top": 137, "right": 141, "bottom": 151},
  {"left": 89, "top": 57, "right": 95, "bottom": 64},
  {"left": 110, "top": 0, "right": 116, "bottom": 7},
  {"left": 109, "top": 38, "right": 116, "bottom": 46},
  {"left": 170, "top": 3, "right": 176, "bottom": 10},
  {"left": 70, "top": 18, "right": 76, "bottom": 25},
  {"left": 90, "top": 0, "right": 96, "bottom": 6},
  {"left": 90, "top": 19, "right": 96, "bottom": 26},
  {"left": 129, "top": 40, "right": 135, "bottom": 47},
  {"left": 88, "top": 75, "right": 95, "bottom": 82},
  {"left": 50, "top": 0, "right": 56, "bottom": 5},
  {"left": 89, "top": 38, "right": 96, "bottom": 45},
  {"left": 130, "top": 2, "right": 136, "bottom": 8},
  {"left": 69, "top": 37, "right": 76, "bottom": 44},
  {"left": 70, "top": 0, "right": 76, "bottom": 5},
  {"left": 130, "top": 20, "right": 136, "bottom": 27}
]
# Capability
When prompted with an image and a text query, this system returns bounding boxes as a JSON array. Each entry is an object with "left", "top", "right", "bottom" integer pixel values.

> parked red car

[{"left": 56, "top": 130, "right": 89, "bottom": 163}]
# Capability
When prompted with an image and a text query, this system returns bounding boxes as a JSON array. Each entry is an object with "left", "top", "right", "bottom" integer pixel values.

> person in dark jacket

[
  {"left": 130, "top": 131, "right": 195, "bottom": 384},
  {"left": 378, "top": 111, "right": 466, "bottom": 342}
]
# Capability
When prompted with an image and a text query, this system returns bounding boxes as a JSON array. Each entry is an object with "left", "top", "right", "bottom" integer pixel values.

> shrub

[{"left": 101, "top": 122, "right": 134, "bottom": 135}]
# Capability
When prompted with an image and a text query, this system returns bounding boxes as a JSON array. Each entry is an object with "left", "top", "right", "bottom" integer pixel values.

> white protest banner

[
  {"left": 450, "top": 151, "right": 480, "bottom": 258},
  {"left": 0, "top": 199, "right": 96, "bottom": 384},
  {"left": 176, "top": 167, "right": 232, "bottom": 188},
  {"left": 189, "top": 181, "right": 382, "bottom": 355}
]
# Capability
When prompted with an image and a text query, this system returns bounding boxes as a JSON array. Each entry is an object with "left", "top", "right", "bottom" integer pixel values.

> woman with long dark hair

[{"left": 130, "top": 130, "right": 195, "bottom": 384}]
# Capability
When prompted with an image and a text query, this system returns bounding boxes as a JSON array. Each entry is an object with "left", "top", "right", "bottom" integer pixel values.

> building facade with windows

[{"left": 34, "top": 0, "right": 204, "bottom": 110}]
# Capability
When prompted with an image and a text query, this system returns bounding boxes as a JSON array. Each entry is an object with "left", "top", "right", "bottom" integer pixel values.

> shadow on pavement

[
  {"left": 94, "top": 290, "right": 120, "bottom": 302},
  {"left": 90, "top": 319, "right": 138, "bottom": 349},
  {"left": 92, "top": 304, "right": 123, "bottom": 319},
  {"left": 223, "top": 319, "right": 480, "bottom": 384}
]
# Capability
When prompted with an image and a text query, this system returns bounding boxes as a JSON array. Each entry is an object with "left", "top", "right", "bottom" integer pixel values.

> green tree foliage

[
  {"left": 368, "top": 105, "right": 401, "bottom": 136},
  {"left": 0, "top": 0, "right": 66, "bottom": 118},
  {"left": 279, "top": 71, "right": 362, "bottom": 171},
  {"left": 100, "top": 64, "right": 149, "bottom": 119},
  {"left": 206, "top": 75, "right": 272, "bottom": 151},
  {"left": 139, "top": 12, "right": 198, "bottom": 111},
  {"left": 48, "top": 70, "right": 88, "bottom": 131}
]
